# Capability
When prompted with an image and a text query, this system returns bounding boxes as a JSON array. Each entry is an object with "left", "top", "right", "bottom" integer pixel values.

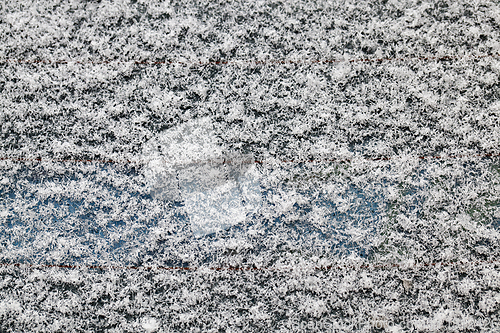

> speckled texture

[{"left": 1, "top": 0, "right": 500, "bottom": 331}]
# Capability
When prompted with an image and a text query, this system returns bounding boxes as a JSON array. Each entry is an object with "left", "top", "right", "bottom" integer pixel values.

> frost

[
  {"left": 141, "top": 317, "right": 159, "bottom": 333},
  {"left": 0, "top": 299, "right": 22, "bottom": 317},
  {"left": 1, "top": 0, "right": 500, "bottom": 331},
  {"left": 249, "top": 303, "right": 270, "bottom": 321},
  {"left": 143, "top": 117, "right": 262, "bottom": 236}
]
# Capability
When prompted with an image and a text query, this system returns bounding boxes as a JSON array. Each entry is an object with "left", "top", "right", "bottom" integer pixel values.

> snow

[
  {"left": 143, "top": 116, "right": 262, "bottom": 236},
  {"left": 141, "top": 317, "right": 159, "bottom": 333},
  {"left": 1, "top": 0, "right": 500, "bottom": 331}
]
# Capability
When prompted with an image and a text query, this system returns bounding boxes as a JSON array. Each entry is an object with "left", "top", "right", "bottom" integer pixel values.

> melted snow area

[{"left": 1, "top": 0, "right": 500, "bottom": 331}]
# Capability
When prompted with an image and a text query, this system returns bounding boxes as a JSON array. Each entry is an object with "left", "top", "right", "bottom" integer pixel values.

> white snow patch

[
  {"left": 0, "top": 299, "right": 22, "bottom": 316},
  {"left": 143, "top": 117, "right": 262, "bottom": 236},
  {"left": 141, "top": 317, "right": 159, "bottom": 333}
]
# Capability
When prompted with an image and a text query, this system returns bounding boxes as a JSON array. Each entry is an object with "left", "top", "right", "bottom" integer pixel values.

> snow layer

[{"left": 1, "top": 0, "right": 500, "bottom": 331}]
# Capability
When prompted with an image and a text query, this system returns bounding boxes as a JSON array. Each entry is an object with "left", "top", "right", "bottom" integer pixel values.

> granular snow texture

[{"left": 1, "top": 0, "right": 500, "bottom": 332}]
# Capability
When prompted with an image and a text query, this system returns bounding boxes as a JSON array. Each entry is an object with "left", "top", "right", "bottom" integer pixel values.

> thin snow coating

[{"left": 1, "top": 0, "right": 500, "bottom": 332}]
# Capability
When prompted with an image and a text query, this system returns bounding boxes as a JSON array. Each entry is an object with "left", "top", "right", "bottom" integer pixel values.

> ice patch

[{"left": 143, "top": 117, "right": 262, "bottom": 236}]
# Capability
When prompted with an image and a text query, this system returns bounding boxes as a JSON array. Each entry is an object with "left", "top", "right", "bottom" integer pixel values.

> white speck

[{"left": 141, "top": 317, "right": 159, "bottom": 333}]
